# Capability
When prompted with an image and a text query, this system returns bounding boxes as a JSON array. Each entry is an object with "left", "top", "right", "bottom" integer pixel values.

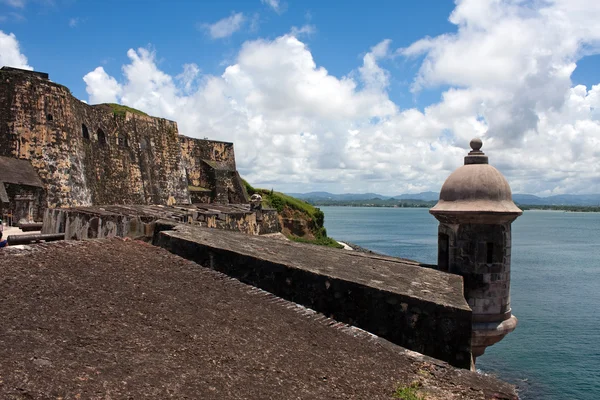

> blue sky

[
  {"left": 1, "top": 0, "right": 460, "bottom": 108},
  {"left": 1, "top": 0, "right": 600, "bottom": 195}
]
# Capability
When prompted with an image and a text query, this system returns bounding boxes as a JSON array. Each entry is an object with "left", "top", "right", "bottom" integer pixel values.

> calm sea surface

[{"left": 321, "top": 207, "right": 600, "bottom": 400}]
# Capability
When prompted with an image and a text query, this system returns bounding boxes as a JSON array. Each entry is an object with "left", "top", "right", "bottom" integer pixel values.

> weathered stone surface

[
  {"left": 156, "top": 224, "right": 474, "bottom": 368},
  {"left": 2, "top": 182, "right": 45, "bottom": 223},
  {"left": 431, "top": 139, "right": 522, "bottom": 360},
  {"left": 0, "top": 67, "right": 247, "bottom": 207},
  {"left": 0, "top": 239, "right": 517, "bottom": 399},
  {"left": 0, "top": 156, "right": 45, "bottom": 222},
  {"left": 180, "top": 136, "right": 248, "bottom": 204},
  {"left": 42, "top": 203, "right": 280, "bottom": 239},
  {"left": 430, "top": 139, "right": 522, "bottom": 215}
]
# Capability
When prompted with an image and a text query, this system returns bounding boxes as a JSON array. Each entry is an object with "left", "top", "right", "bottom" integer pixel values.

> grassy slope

[
  {"left": 243, "top": 180, "right": 342, "bottom": 249},
  {"left": 104, "top": 103, "right": 149, "bottom": 117}
]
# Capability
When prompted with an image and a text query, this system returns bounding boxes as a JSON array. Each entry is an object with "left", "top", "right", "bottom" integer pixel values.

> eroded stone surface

[
  {"left": 0, "top": 239, "right": 517, "bottom": 399},
  {"left": 42, "top": 203, "right": 280, "bottom": 238},
  {"left": 157, "top": 224, "right": 473, "bottom": 368},
  {"left": 0, "top": 67, "right": 246, "bottom": 207}
]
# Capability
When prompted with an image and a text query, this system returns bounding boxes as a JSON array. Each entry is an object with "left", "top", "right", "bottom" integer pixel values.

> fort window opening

[
  {"left": 46, "top": 114, "right": 53, "bottom": 121},
  {"left": 487, "top": 242, "right": 494, "bottom": 264},
  {"left": 438, "top": 233, "right": 449, "bottom": 271},
  {"left": 140, "top": 138, "right": 147, "bottom": 150},
  {"left": 97, "top": 128, "right": 107, "bottom": 145},
  {"left": 117, "top": 133, "right": 129, "bottom": 147},
  {"left": 82, "top": 124, "right": 89, "bottom": 140}
]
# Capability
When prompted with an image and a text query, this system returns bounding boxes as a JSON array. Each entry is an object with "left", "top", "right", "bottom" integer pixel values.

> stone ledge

[
  {"left": 42, "top": 204, "right": 280, "bottom": 239},
  {"left": 156, "top": 224, "right": 473, "bottom": 368}
]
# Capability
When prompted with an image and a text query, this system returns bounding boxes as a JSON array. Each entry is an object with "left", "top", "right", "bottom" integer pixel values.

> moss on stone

[
  {"left": 393, "top": 382, "right": 426, "bottom": 400},
  {"left": 104, "top": 103, "right": 149, "bottom": 118}
]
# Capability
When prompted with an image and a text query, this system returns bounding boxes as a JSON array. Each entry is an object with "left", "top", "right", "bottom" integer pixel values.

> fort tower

[{"left": 430, "top": 138, "right": 522, "bottom": 363}]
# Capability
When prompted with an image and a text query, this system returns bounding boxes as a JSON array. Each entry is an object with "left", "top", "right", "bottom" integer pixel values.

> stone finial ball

[{"left": 470, "top": 138, "right": 483, "bottom": 151}]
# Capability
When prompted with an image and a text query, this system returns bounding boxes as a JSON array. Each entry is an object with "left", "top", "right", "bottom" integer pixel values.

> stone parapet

[
  {"left": 155, "top": 224, "right": 474, "bottom": 368},
  {"left": 42, "top": 203, "right": 280, "bottom": 239}
]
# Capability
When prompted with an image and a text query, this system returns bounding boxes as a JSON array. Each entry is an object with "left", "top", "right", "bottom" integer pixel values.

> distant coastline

[
  {"left": 312, "top": 200, "right": 600, "bottom": 212},
  {"left": 518, "top": 205, "right": 600, "bottom": 212}
]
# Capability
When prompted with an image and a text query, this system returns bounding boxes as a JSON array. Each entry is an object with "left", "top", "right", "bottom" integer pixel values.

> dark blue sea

[{"left": 320, "top": 207, "right": 600, "bottom": 400}]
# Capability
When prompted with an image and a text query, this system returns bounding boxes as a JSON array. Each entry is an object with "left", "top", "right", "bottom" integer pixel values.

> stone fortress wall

[
  {"left": 0, "top": 67, "right": 246, "bottom": 209},
  {"left": 179, "top": 136, "right": 248, "bottom": 204}
]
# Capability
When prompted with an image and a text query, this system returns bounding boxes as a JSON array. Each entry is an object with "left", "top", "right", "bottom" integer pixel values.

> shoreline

[
  {"left": 338, "top": 240, "right": 382, "bottom": 255},
  {"left": 316, "top": 204, "right": 600, "bottom": 212}
]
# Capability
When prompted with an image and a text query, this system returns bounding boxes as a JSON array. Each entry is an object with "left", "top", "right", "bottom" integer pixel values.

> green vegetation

[
  {"left": 289, "top": 235, "right": 342, "bottom": 248},
  {"left": 104, "top": 103, "right": 149, "bottom": 117},
  {"left": 243, "top": 180, "right": 342, "bottom": 249},
  {"left": 243, "top": 180, "right": 318, "bottom": 215},
  {"left": 393, "top": 382, "right": 425, "bottom": 400}
]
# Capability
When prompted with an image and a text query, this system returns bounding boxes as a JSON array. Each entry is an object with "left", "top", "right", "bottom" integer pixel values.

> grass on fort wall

[
  {"left": 104, "top": 103, "right": 149, "bottom": 117},
  {"left": 393, "top": 382, "right": 426, "bottom": 400},
  {"left": 243, "top": 180, "right": 342, "bottom": 249}
]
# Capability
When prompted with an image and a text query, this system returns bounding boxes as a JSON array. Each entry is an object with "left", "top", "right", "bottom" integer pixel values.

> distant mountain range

[
  {"left": 286, "top": 191, "right": 600, "bottom": 206},
  {"left": 285, "top": 191, "right": 439, "bottom": 202}
]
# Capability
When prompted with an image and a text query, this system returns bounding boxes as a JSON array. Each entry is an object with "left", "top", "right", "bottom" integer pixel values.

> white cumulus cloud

[
  {"left": 82, "top": 66, "right": 122, "bottom": 104},
  {"left": 0, "top": 30, "right": 32, "bottom": 70},
  {"left": 79, "top": 1, "right": 600, "bottom": 195}
]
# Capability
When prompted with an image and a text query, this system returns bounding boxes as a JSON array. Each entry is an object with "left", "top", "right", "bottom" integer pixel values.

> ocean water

[{"left": 321, "top": 207, "right": 600, "bottom": 400}]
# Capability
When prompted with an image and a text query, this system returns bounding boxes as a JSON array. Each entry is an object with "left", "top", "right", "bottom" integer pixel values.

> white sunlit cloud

[
  {"left": 200, "top": 12, "right": 245, "bottom": 39},
  {"left": 0, "top": 30, "right": 32, "bottom": 70},
  {"left": 80, "top": 0, "right": 600, "bottom": 196},
  {"left": 397, "top": 0, "right": 600, "bottom": 194},
  {"left": 3, "top": 0, "right": 596, "bottom": 196},
  {"left": 82, "top": 66, "right": 122, "bottom": 104}
]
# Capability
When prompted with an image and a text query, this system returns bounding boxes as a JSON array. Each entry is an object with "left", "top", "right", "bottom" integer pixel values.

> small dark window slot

[
  {"left": 82, "top": 124, "right": 89, "bottom": 140},
  {"left": 97, "top": 128, "right": 107, "bottom": 145},
  {"left": 117, "top": 135, "right": 129, "bottom": 147},
  {"left": 46, "top": 114, "right": 53, "bottom": 121},
  {"left": 438, "top": 233, "right": 450, "bottom": 271},
  {"left": 486, "top": 242, "right": 494, "bottom": 264}
]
